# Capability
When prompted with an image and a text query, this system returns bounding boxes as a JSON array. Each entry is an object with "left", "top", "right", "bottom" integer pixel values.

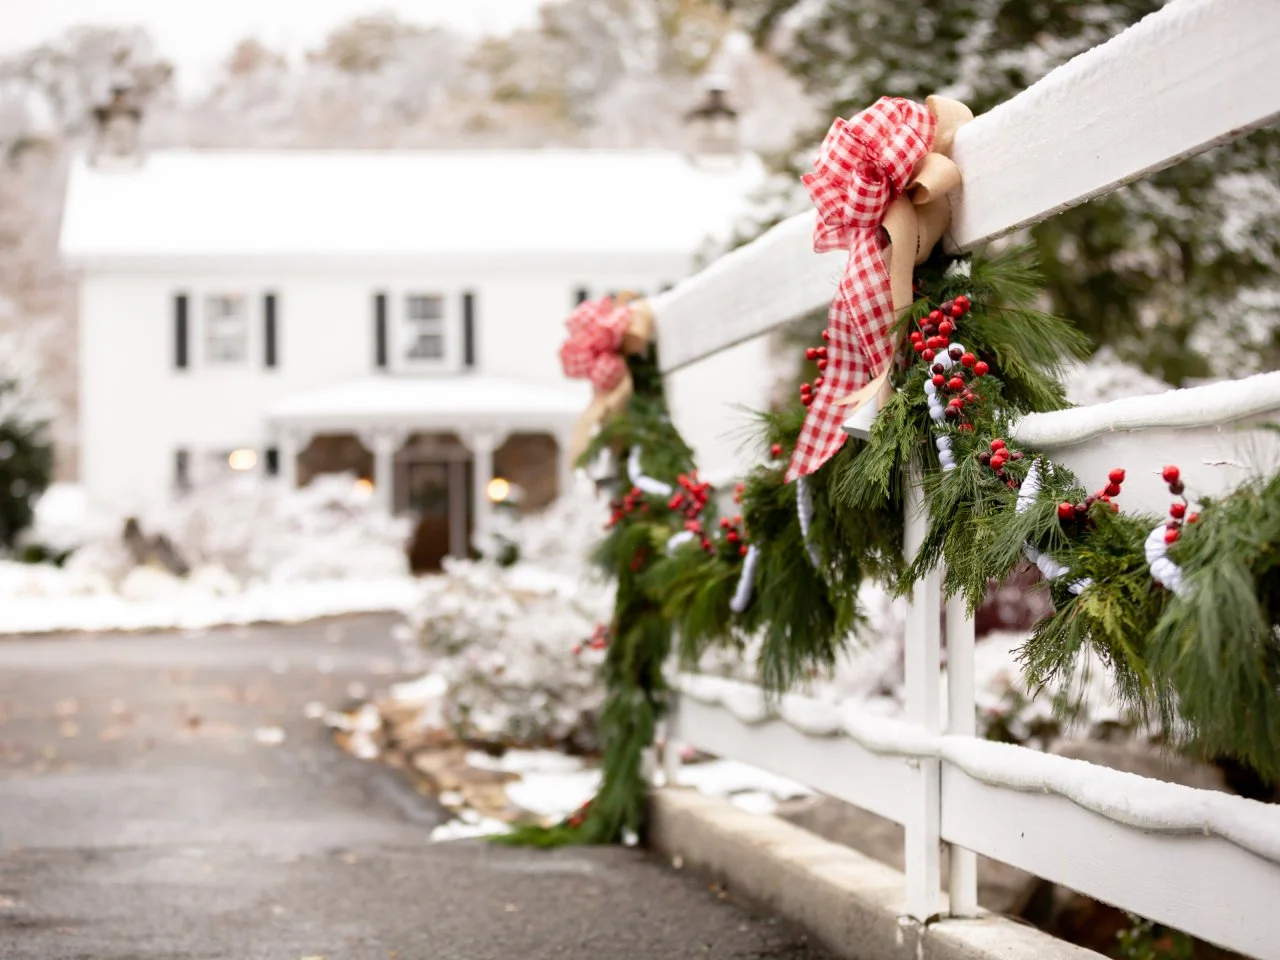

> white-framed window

[
  {"left": 204, "top": 293, "right": 249, "bottom": 365},
  {"left": 404, "top": 294, "right": 446, "bottom": 363}
]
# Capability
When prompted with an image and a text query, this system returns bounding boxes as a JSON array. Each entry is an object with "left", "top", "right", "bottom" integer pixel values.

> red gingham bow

[
  {"left": 559, "top": 296, "right": 633, "bottom": 393},
  {"left": 786, "top": 97, "right": 937, "bottom": 482}
]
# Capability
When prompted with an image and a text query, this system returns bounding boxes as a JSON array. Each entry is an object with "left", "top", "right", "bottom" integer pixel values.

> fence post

[
  {"left": 944, "top": 592, "right": 979, "bottom": 916},
  {"left": 661, "top": 693, "right": 683, "bottom": 789},
  {"left": 902, "top": 467, "right": 942, "bottom": 921}
]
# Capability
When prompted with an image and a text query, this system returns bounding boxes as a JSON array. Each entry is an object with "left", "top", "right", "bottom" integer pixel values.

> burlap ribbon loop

[{"left": 560, "top": 293, "right": 654, "bottom": 462}]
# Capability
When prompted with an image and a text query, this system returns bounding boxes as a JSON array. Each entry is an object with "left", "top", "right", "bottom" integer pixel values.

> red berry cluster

[
  {"left": 910, "top": 295, "right": 983, "bottom": 365},
  {"left": 798, "top": 337, "right": 830, "bottom": 407},
  {"left": 668, "top": 471, "right": 716, "bottom": 552},
  {"left": 910, "top": 295, "right": 989, "bottom": 426},
  {"left": 607, "top": 485, "right": 651, "bottom": 528},
  {"left": 977, "top": 438, "right": 1025, "bottom": 486},
  {"left": 1161, "top": 465, "right": 1198, "bottom": 544},
  {"left": 669, "top": 472, "right": 712, "bottom": 524},
  {"left": 1057, "top": 467, "right": 1126, "bottom": 524},
  {"left": 718, "top": 513, "right": 750, "bottom": 558},
  {"left": 572, "top": 623, "right": 610, "bottom": 656}
]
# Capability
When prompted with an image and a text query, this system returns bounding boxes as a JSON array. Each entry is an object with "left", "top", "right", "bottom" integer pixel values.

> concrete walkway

[{"left": 0, "top": 615, "right": 830, "bottom": 960}]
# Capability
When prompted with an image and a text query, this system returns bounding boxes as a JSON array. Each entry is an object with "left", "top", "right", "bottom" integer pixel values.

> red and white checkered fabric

[
  {"left": 559, "top": 296, "right": 633, "bottom": 393},
  {"left": 786, "top": 97, "right": 936, "bottom": 482}
]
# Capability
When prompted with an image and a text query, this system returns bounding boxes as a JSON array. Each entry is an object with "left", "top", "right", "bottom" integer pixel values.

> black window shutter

[
  {"left": 374, "top": 292, "right": 388, "bottom": 368},
  {"left": 264, "top": 447, "right": 279, "bottom": 476},
  {"left": 174, "top": 293, "right": 189, "bottom": 369},
  {"left": 264, "top": 293, "right": 278, "bottom": 368},
  {"left": 175, "top": 449, "right": 190, "bottom": 491},
  {"left": 574, "top": 287, "right": 589, "bottom": 305},
  {"left": 463, "top": 291, "right": 476, "bottom": 369}
]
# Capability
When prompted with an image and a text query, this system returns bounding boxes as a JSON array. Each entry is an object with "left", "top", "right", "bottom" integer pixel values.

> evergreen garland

[{"left": 519, "top": 245, "right": 1280, "bottom": 848}]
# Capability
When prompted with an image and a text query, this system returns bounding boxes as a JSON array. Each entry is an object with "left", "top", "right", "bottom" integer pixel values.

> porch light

[
  {"left": 353, "top": 478, "right": 374, "bottom": 495},
  {"left": 228, "top": 448, "right": 258, "bottom": 471},
  {"left": 486, "top": 477, "right": 512, "bottom": 503}
]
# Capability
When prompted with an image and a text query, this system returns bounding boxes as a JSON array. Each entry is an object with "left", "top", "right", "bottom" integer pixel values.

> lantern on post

[{"left": 684, "top": 77, "right": 740, "bottom": 170}]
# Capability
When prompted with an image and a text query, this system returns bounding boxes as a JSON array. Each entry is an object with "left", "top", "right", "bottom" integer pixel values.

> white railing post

[
  {"left": 902, "top": 467, "right": 943, "bottom": 921},
  {"left": 944, "top": 591, "right": 980, "bottom": 917},
  {"left": 662, "top": 688, "right": 683, "bottom": 788}
]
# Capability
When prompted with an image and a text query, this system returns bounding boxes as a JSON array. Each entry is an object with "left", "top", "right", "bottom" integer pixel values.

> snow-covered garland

[{"left": 545, "top": 247, "right": 1280, "bottom": 850}]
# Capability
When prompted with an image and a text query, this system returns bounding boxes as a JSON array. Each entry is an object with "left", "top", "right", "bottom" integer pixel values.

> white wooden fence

[{"left": 648, "top": 1, "right": 1280, "bottom": 957}]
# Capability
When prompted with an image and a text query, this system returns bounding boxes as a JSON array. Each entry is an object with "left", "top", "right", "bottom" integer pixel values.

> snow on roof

[
  {"left": 269, "top": 375, "right": 591, "bottom": 431},
  {"left": 60, "top": 149, "right": 766, "bottom": 261}
]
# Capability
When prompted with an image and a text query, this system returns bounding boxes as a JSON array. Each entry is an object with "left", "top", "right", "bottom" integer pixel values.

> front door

[{"left": 401, "top": 457, "right": 472, "bottom": 572}]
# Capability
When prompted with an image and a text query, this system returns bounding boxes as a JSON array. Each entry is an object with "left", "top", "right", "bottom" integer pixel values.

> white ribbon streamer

[
  {"left": 628, "top": 447, "right": 674, "bottom": 497},
  {"left": 729, "top": 544, "right": 762, "bottom": 613},
  {"left": 1144, "top": 523, "right": 1187, "bottom": 596},
  {"left": 665, "top": 530, "right": 697, "bottom": 555},
  {"left": 795, "top": 475, "right": 822, "bottom": 569},
  {"left": 925, "top": 345, "right": 959, "bottom": 472},
  {"left": 1017, "top": 459, "right": 1091, "bottom": 596}
]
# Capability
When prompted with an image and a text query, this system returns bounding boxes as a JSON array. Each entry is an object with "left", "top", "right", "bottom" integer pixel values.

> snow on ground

[{"left": 2, "top": 474, "right": 417, "bottom": 634}]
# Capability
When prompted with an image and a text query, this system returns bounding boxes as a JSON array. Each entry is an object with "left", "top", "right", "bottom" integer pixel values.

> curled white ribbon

[
  {"left": 1018, "top": 459, "right": 1090, "bottom": 596},
  {"left": 1144, "top": 523, "right": 1187, "bottom": 596},
  {"left": 924, "top": 344, "right": 959, "bottom": 472},
  {"left": 729, "top": 544, "right": 761, "bottom": 613},
  {"left": 628, "top": 447, "right": 674, "bottom": 497},
  {"left": 795, "top": 476, "right": 822, "bottom": 569}
]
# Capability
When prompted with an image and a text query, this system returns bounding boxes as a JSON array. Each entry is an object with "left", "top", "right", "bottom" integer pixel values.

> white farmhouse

[{"left": 60, "top": 92, "right": 764, "bottom": 569}]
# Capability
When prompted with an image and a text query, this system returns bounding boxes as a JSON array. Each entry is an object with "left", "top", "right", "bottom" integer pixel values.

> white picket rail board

[{"left": 649, "top": 0, "right": 1280, "bottom": 957}]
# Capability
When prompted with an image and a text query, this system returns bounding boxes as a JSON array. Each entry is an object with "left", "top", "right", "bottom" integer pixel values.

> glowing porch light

[
  {"left": 228, "top": 448, "right": 258, "bottom": 471},
  {"left": 353, "top": 478, "right": 374, "bottom": 495},
  {"left": 486, "top": 477, "right": 512, "bottom": 503}
]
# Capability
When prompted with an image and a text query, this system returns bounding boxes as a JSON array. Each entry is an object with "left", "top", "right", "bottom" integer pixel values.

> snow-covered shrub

[
  {"left": 43, "top": 474, "right": 413, "bottom": 589},
  {"left": 398, "top": 477, "right": 615, "bottom": 749},
  {"left": 407, "top": 560, "right": 612, "bottom": 749}
]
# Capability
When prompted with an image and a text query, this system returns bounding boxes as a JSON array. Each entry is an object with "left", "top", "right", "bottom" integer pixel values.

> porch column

[
  {"left": 447, "top": 458, "right": 468, "bottom": 558},
  {"left": 279, "top": 429, "right": 303, "bottom": 490},
  {"left": 467, "top": 430, "right": 497, "bottom": 545},
  {"left": 359, "top": 427, "right": 405, "bottom": 515}
]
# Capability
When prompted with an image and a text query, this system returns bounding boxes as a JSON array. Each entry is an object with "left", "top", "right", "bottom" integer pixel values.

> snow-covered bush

[
  {"left": 39, "top": 473, "right": 413, "bottom": 590},
  {"left": 397, "top": 477, "right": 615, "bottom": 749},
  {"left": 407, "top": 560, "right": 612, "bottom": 749}
]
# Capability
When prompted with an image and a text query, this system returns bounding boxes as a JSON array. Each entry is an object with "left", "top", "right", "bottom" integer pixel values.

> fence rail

[{"left": 649, "top": 0, "right": 1280, "bottom": 956}]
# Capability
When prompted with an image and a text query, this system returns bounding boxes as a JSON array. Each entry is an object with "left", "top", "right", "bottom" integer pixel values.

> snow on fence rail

[{"left": 650, "top": 1, "right": 1280, "bottom": 957}]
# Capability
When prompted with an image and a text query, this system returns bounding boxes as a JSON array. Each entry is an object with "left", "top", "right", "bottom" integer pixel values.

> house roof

[
  {"left": 60, "top": 148, "right": 765, "bottom": 262},
  {"left": 269, "top": 375, "right": 591, "bottom": 433}
]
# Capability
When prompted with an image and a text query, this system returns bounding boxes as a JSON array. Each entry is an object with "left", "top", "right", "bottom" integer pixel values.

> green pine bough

[{"left": 507, "top": 246, "right": 1280, "bottom": 847}]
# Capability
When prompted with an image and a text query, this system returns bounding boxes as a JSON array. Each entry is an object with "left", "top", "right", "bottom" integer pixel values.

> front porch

[{"left": 270, "top": 376, "right": 588, "bottom": 570}]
